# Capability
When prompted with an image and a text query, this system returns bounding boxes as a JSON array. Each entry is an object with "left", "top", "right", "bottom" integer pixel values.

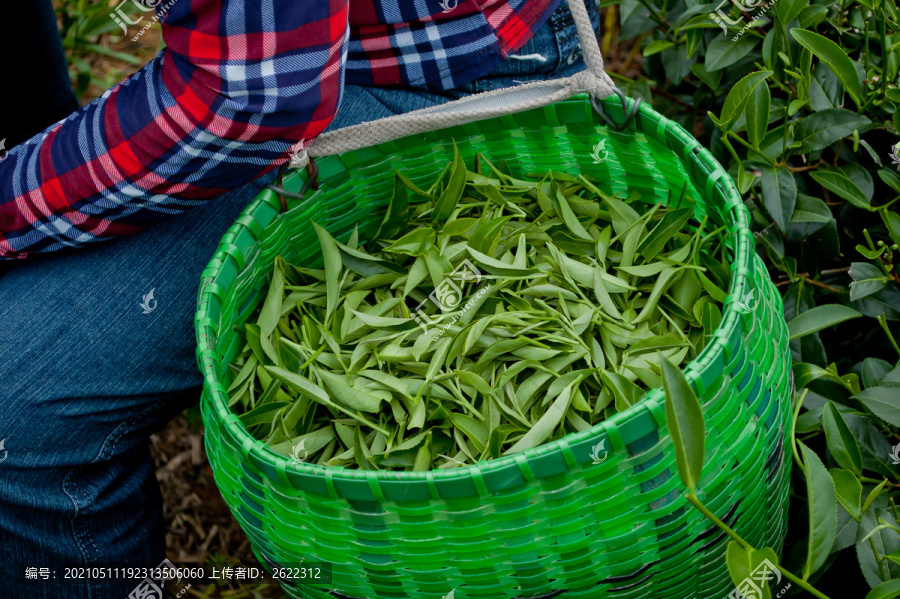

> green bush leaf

[
  {"left": 849, "top": 262, "right": 889, "bottom": 301},
  {"left": 857, "top": 495, "right": 900, "bottom": 586},
  {"left": 746, "top": 82, "right": 771, "bottom": 148},
  {"left": 810, "top": 170, "right": 872, "bottom": 210},
  {"left": 795, "top": 109, "right": 871, "bottom": 154},
  {"left": 725, "top": 542, "right": 778, "bottom": 599},
  {"left": 776, "top": 0, "right": 809, "bottom": 24},
  {"left": 760, "top": 166, "right": 797, "bottom": 233},
  {"left": 787, "top": 305, "right": 863, "bottom": 340},
  {"left": 854, "top": 386, "right": 900, "bottom": 427},
  {"left": 829, "top": 468, "right": 862, "bottom": 519},
  {"left": 643, "top": 39, "right": 674, "bottom": 57},
  {"left": 660, "top": 353, "right": 705, "bottom": 493},
  {"left": 823, "top": 402, "right": 863, "bottom": 475},
  {"left": 706, "top": 35, "right": 759, "bottom": 72},
  {"left": 799, "top": 441, "right": 838, "bottom": 579},
  {"left": 882, "top": 208, "right": 900, "bottom": 246},
  {"left": 790, "top": 29, "right": 863, "bottom": 108},
  {"left": 720, "top": 71, "right": 773, "bottom": 131},
  {"left": 866, "top": 580, "right": 900, "bottom": 599}
]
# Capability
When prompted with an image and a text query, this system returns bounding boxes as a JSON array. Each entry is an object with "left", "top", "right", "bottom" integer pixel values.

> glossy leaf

[
  {"left": 810, "top": 170, "right": 871, "bottom": 210},
  {"left": 432, "top": 143, "right": 466, "bottom": 225},
  {"left": 854, "top": 387, "right": 900, "bottom": 427},
  {"left": 661, "top": 354, "right": 705, "bottom": 493},
  {"left": 313, "top": 223, "right": 341, "bottom": 323},
  {"left": 799, "top": 441, "right": 837, "bottom": 579},
  {"left": 823, "top": 402, "right": 863, "bottom": 475},
  {"left": 829, "top": 468, "right": 862, "bottom": 519},
  {"left": 746, "top": 82, "right": 771, "bottom": 149},
  {"left": 787, "top": 305, "right": 863, "bottom": 340},
  {"left": 866, "top": 580, "right": 900, "bottom": 599},
  {"left": 706, "top": 35, "right": 758, "bottom": 72},
  {"left": 795, "top": 109, "right": 870, "bottom": 154},
  {"left": 790, "top": 29, "right": 862, "bottom": 108},
  {"left": 760, "top": 166, "right": 797, "bottom": 233},
  {"left": 725, "top": 543, "right": 777, "bottom": 599},
  {"left": 720, "top": 71, "right": 773, "bottom": 131},
  {"left": 849, "top": 262, "right": 889, "bottom": 301}
]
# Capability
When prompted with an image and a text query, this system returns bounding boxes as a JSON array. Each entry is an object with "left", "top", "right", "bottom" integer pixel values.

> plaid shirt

[{"left": 0, "top": 0, "right": 558, "bottom": 259}]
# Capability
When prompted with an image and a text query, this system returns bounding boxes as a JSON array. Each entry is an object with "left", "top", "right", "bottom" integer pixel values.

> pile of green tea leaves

[{"left": 226, "top": 147, "right": 732, "bottom": 470}]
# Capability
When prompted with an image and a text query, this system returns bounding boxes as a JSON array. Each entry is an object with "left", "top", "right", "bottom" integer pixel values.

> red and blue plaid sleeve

[
  {"left": 346, "top": 0, "right": 559, "bottom": 90},
  {"left": 0, "top": 0, "right": 348, "bottom": 259}
]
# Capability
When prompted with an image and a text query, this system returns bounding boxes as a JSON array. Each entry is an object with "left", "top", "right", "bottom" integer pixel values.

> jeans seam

[{"left": 61, "top": 391, "right": 185, "bottom": 597}]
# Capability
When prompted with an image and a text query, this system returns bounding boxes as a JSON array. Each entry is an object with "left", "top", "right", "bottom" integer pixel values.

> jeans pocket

[
  {"left": 453, "top": 0, "right": 601, "bottom": 94},
  {"left": 548, "top": 0, "right": 602, "bottom": 75}
]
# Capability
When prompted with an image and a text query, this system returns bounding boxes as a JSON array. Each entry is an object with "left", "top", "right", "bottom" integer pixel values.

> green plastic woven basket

[{"left": 194, "top": 93, "right": 792, "bottom": 599}]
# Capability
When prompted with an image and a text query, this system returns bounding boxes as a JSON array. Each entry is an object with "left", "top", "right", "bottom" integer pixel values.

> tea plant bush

[
  {"left": 54, "top": 0, "right": 157, "bottom": 100},
  {"left": 611, "top": 0, "right": 900, "bottom": 593}
]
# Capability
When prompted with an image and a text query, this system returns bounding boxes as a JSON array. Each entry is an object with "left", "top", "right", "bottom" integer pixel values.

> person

[{"left": 0, "top": 0, "right": 600, "bottom": 596}]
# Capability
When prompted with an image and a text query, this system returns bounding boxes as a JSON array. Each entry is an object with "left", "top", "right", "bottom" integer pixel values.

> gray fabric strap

[{"left": 296, "top": 0, "right": 616, "bottom": 163}]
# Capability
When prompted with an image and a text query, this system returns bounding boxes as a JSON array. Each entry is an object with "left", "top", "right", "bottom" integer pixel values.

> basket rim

[{"left": 195, "top": 93, "right": 755, "bottom": 484}]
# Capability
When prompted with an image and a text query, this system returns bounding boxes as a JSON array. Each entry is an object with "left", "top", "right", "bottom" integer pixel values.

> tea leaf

[
  {"left": 504, "top": 384, "right": 573, "bottom": 455},
  {"left": 385, "top": 227, "right": 436, "bottom": 256},
  {"left": 799, "top": 440, "right": 837, "bottom": 579},
  {"left": 661, "top": 354, "right": 705, "bottom": 493},
  {"left": 433, "top": 143, "right": 466, "bottom": 224},
  {"left": 725, "top": 543, "right": 776, "bottom": 599},
  {"left": 823, "top": 402, "right": 863, "bottom": 475},
  {"left": 313, "top": 223, "right": 341, "bottom": 324},
  {"left": 232, "top": 155, "right": 727, "bottom": 470},
  {"left": 829, "top": 468, "right": 862, "bottom": 519},
  {"left": 787, "top": 305, "right": 863, "bottom": 340},
  {"left": 790, "top": 29, "right": 862, "bottom": 108},
  {"left": 258, "top": 266, "right": 284, "bottom": 340}
]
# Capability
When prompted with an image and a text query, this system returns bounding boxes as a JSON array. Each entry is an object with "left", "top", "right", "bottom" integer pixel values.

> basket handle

[
  {"left": 289, "top": 0, "right": 616, "bottom": 165},
  {"left": 567, "top": 0, "right": 609, "bottom": 84}
]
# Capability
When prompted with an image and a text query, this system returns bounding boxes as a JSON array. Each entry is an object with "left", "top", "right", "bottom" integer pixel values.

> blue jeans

[{"left": 0, "top": 1, "right": 599, "bottom": 597}]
